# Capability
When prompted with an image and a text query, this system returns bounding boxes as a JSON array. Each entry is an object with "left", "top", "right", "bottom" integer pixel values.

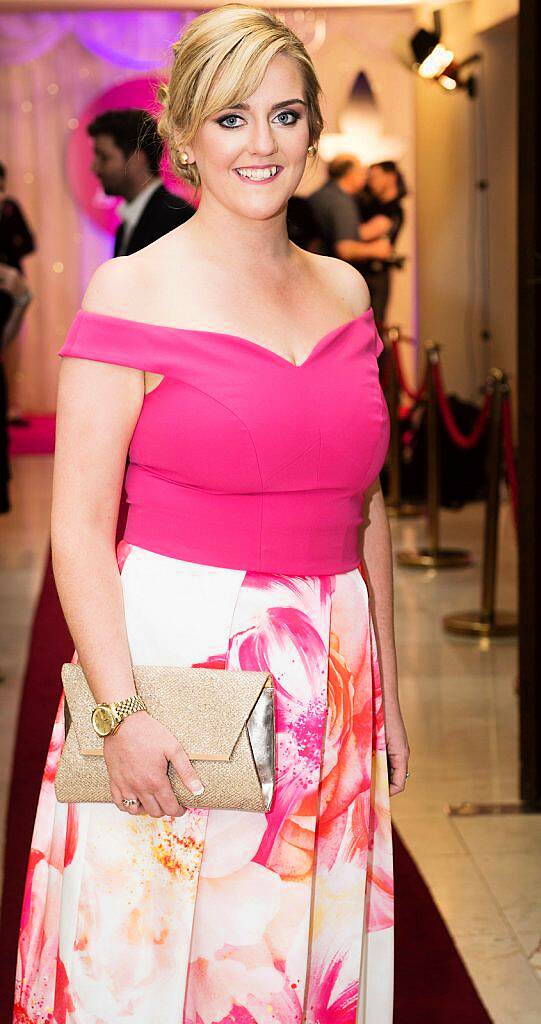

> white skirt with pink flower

[{"left": 14, "top": 541, "right": 394, "bottom": 1024}]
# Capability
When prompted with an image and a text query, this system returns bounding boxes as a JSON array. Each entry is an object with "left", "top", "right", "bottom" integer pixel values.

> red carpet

[
  {"left": 8, "top": 415, "right": 56, "bottom": 455},
  {"left": 0, "top": 515, "right": 492, "bottom": 1021}
]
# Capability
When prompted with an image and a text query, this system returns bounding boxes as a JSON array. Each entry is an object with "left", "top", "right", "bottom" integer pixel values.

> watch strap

[{"left": 110, "top": 694, "right": 147, "bottom": 730}]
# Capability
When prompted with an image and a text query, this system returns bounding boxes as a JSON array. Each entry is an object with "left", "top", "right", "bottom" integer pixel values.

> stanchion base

[
  {"left": 385, "top": 502, "right": 425, "bottom": 518},
  {"left": 397, "top": 547, "right": 472, "bottom": 568},
  {"left": 443, "top": 610, "right": 518, "bottom": 636}
]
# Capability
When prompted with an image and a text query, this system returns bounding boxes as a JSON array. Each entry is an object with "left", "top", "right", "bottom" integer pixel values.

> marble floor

[{"left": 1, "top": 455, "right": 540, "bottom": 1023}]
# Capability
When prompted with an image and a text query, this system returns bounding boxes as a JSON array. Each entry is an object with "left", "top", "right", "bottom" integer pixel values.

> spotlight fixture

[{"left": 408, "top": 10, "right": 480, "bottom": 98}]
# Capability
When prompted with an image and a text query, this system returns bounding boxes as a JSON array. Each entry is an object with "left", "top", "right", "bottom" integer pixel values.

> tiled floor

[{"left": 1, "top": 455, "right": 540, "bottom": 1022}]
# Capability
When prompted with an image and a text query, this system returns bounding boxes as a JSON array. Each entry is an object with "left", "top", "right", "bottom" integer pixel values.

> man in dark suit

[{"left": 87, "top": 109, "right": 195, "bottom": 257}]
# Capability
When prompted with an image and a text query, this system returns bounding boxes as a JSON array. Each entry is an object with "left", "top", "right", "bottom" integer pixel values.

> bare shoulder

[
  {"left": 81, "top": 254, "right": 149, "bottom": 319},
  {"left": 301, "top": 250, "right": 371, "bottom": 316}
]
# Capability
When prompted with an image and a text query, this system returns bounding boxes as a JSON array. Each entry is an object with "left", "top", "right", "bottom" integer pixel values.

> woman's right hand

[{"left": 103, "top": 711, "right": 205, "bottom": 817}]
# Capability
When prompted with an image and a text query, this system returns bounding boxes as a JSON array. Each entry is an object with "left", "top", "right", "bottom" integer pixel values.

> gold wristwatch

[{"left": 91, "top": 694, "right": 147, "bottom": 737}]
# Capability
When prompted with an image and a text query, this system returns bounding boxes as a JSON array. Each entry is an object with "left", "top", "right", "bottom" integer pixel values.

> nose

[{"left": 246, "top": 117, "right": 279, "bottom": 158}]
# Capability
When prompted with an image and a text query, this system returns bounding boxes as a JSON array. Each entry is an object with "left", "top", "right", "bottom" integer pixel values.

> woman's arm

[
  {"left": 360, "top": 478, "right": 410, "bottom": 795},
  {"left": 52, "top": 264, "right": 147, "bottom": 705},
  {"left": 334, "top": 236, "right": 392, "bottom": 264},
  {"left": 359, "top": 214, "right": 393, "bottom": 242},
  {"left": 52, "top": 351, "right": 144, "bottom": 704},
  {"left": 52, "top": 260, "right": 204, "bottom": 816}
]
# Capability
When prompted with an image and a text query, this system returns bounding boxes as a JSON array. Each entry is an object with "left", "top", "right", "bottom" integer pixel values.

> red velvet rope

[
  {"left": 387, "top": 331, "right": 417, "bottom": 346},
  {"left": 386, "top": 327, "right": 518, "bottom": 529},
  {"left": 431, "top": 361, "right": 492, "bottom": 450},
  {"left": 501, "top": 393, "right": 519, "bottom": 531},
  {"left": 390, "top": 341, "right": 429, "bottom": 403}
]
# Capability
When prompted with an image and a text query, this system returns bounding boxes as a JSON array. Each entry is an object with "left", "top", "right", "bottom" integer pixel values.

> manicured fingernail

[{"left": 190, "top": 783, "right": 205, "bottom": 796}]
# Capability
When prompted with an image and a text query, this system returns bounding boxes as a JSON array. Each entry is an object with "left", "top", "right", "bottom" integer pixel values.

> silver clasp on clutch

[{"left": 246, "top": 686, "right": 275, "bottom": 812}]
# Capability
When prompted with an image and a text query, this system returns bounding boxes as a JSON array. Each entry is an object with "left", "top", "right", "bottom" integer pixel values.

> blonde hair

[{"left": 156, "top": 4, "right": 324, "bottom": 190}]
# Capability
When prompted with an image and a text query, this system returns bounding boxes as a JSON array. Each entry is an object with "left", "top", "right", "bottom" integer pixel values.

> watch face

[{"left": 92, "top": 704, "right": 115, "bottom": 737}]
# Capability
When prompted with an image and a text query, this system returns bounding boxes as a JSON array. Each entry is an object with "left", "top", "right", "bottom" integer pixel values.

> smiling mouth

[{"left": 234, "top": 165, "right": 282, "bottom": 182}]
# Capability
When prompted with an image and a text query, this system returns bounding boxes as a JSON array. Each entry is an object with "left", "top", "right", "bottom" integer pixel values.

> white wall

[
  {"left": 415, "top": 1, "right": 517, "bottom": 398},
  {"left": 472, "top": 0, "right": 518, "bottom": 33}
]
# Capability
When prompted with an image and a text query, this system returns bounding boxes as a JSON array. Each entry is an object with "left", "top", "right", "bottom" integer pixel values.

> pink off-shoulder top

[{"left": 58, "top": 307, "right": 389, "bottom": 575}]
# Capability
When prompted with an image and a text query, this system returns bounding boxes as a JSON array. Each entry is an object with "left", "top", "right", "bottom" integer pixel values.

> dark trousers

[
  {"left": 363, "top": 268, "right": 390, "bottom": 329},
  {"left": 0, "top": 290, "right": 14, "bottom": 514},
  {"left": 0, "top": 358, "right": 10, "bottom": 514}
]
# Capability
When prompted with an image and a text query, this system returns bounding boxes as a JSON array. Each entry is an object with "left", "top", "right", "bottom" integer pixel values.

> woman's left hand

[{"left": 384, "top": 703, "right": 410, "bottom": 796}]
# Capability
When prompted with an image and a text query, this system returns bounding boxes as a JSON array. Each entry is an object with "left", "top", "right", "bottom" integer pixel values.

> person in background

[
  {"left": 87, "top": 109, "right": 195, "bottom": 257},
  {"left": 286, "top": 194, "right": 321, "bottom": 251},
  {"left": 308, "top": 155, "right": 392, "bottom": 326},
  {"left": 0, "top": 163, "right": 35, "bottom": 270},
  {"left": 0, "top": 162, "right": 36, "bottom": 425},
  {"left": 0, "top": 264, "right": 33, "bottom": 515},
  {"left": 357, "top": 160, "right": 407, "bottom": 326}
]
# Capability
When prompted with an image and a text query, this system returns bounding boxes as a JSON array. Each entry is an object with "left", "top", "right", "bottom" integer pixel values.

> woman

[
  {"left": 0, "top": 163, "right": 36, "bottom": 426},
  {"left": 14, "top": 6, "right": 409, "bottom": 1023},
  {"left": 0, "top": 264, "right": 32, "bottom": 513}
]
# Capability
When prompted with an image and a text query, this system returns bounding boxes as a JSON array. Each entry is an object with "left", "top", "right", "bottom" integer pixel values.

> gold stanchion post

[
  {"left": 384, "top": 326, "right": 423, "bottom": 519},
  {"left": 397, "top": 342, "right": 472, "bottom": 568},
  {"left": 443, "top": 370, "right": 517, "bottom": 636}
]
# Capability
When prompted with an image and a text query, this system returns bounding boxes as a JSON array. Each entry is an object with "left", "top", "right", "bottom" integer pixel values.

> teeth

[{"left": 236, "top": 166, "right": 278, "bottom": 180}]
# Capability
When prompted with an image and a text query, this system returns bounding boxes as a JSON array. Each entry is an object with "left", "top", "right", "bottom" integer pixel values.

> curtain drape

[{"left": 0, "top": 11, "right": 197, "bottom": 69}]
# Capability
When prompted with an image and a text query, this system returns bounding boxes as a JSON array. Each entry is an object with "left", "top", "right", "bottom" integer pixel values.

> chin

[
  {"left": 237, "top": 199, "right": 290, "bottom": 222},
  {"left": 228, "top": 184, "right": 294, "bottom": 217}
]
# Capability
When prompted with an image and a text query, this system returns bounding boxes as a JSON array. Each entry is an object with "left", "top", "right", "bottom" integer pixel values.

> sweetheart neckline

[{"left": 75, "top": 306, "right": 375, "bottom": 369}]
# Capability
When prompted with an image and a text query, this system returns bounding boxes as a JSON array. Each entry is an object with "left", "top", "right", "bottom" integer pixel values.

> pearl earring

[{"left": 180, "top": 151, "right": 190, "bottom": 165}]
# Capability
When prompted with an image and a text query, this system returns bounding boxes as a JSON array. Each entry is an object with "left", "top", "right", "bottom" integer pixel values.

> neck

[
  {"left": 379, "top": 185, "right": 398, "bottom": 203},
  {"left": 335, "top": 177, "right": 354, "bottom": 196},
  {"left": 185, "top": 189, "right": 292, "bottom": 268},
  {"left": 123, "top": 175, "right": 160, "bottom": 203}
]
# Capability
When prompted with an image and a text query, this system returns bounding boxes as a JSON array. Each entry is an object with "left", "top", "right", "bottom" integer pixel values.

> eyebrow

[{"left": 224, "top": 98, "right": 307, "bottom": 112}]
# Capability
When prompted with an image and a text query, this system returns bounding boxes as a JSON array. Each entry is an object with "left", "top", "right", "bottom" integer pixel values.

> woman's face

[{"left": 189, "top": 54, "right": 311, "bottom": 221}]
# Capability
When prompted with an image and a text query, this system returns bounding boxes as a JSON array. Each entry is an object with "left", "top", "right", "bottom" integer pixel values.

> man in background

[
  {"left": 308, "top": 155, "right": 392, "bottom": 326},
  {"left": 357, "top": 161, "right": 407, "bottom": 325},
  {"left": 0, "top": 265, "right": 32, "bottom": 514},
  {"left": 87, "top": 109, "right": 195, "bottom": 257},
  {"left": 0, "top": 162, "right": 36, "bottom": 426},
  {"left": 0, "top": 162, "right": 35, "bottom": 272}
]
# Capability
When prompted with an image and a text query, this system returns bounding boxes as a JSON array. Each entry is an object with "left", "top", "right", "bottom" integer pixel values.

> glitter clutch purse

[{"left": 54, "top": 663, "right": 275, "bottom": 813}]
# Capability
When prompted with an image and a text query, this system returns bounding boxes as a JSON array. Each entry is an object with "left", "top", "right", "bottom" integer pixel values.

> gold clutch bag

[{"left": 54, "top": 663, "right": 275, "bottom": 813}]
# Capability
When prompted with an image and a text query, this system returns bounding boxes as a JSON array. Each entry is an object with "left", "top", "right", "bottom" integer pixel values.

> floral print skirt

[{"left": 14, "top": 540, "right": 394, "bottom": 1024}]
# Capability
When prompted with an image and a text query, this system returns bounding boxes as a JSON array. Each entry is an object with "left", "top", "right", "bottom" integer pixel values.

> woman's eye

[
  {"left": 218, "top": 115, "right": 244, "bottom": 128},
  {"left": 273, "top": 110, "right": 300, "bottom": 125},
  {"left": 217, "top": 109, "right": 300, "bottom": 129}
]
